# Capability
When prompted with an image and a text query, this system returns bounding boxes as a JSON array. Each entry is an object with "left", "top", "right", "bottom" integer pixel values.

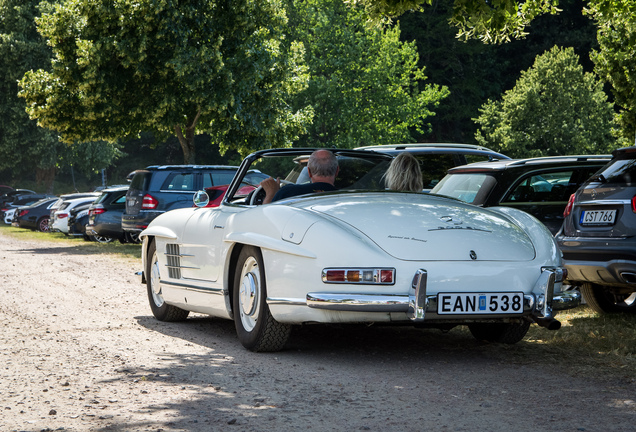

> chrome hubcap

[
  {"left": 150, "top": 253, "right": 164, "bottom": 307},
  {"left": 238, "top": 256, "right": 260, "bottom": 331}
]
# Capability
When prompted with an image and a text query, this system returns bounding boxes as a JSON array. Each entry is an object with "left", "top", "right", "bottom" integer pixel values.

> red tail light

[
  {"left": 141, "top": 194, "right": 158, "bottom": 210},
  {"left": 632, "top": 195, "right": 636, "bottom": 213},
  {"left": 89, "top": 207, "right": 106, "bottom": 216},
  {"left": 563, "top": 194, "right": 576, "bottom": 217},
  {"left": 57, "top": 212, "right": 68, "bottom": 219},
  {"left": 322, "top": 268, "right": 395, "bottom": 285},
  {"left": 19, "top": 210, "right": 29, "bottom": 217}
]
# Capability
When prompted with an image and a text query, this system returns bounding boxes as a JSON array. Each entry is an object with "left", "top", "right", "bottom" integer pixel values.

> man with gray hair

[{"left": 260, "top": 149, "right": 339, "bottom": 204}]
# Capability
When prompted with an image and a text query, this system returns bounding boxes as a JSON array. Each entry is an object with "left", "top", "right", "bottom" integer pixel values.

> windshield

[
  {"left": 431, "top": 173, "right": 495, "bottom": 204},
  {"left": 226, "top": 150, "right": 392, "bottom": 203}
]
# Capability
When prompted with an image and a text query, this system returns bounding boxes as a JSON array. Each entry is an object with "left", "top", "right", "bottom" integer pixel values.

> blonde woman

[{"left": 383, "top": 152, "right": 423, "bottom": 192}]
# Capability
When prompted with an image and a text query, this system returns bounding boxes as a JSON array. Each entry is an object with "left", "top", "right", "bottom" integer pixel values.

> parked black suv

[
  {"left": 431, "top": 155, "right": 612, "bottom": 235},
  {"left": 357, "top": 143, "right": 510, "bottom": 191},
  {"left": 557, "top": 147, "right": 636, "bottom": 313},
  {"left": 122, "top": 165, "right": 239, "bottom": 234}
]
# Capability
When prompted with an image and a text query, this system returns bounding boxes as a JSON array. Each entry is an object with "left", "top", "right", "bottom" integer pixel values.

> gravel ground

[{"left": 1, "top": 231, "right": 635, "bottom": 432}]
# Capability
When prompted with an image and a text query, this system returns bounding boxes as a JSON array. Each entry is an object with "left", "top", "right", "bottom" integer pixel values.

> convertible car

[{"left": 139, "top": 148, "right": 581, "bottom": 352}]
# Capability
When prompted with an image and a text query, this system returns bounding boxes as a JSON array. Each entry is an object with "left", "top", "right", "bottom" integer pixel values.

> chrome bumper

[{"left": 306, "top": 268, "right": 581, "bottom": 323}]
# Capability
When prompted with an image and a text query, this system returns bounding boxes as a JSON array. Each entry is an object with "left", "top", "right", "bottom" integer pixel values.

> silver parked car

[{"left": 557, "top": 146, "right": 636, "bottom": 313}]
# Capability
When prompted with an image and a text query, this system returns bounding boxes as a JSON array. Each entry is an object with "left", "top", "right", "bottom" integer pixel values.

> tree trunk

[
  {"left": 175, "top": 108, "right": 202, "bottom": 164},
  {"left": 35, "top": 166, "right": 56, "bottom": 194}
]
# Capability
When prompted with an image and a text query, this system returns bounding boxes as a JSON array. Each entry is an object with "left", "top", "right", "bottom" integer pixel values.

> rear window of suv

[
  {"left": 130, "top": 171, "right": 152, "bottom": 191},
  {"left": 203, "top": 170, "right": 237, "bottom": 188},
  {"left": 597, "top": 159, "right": 636, "bottom": 185}
]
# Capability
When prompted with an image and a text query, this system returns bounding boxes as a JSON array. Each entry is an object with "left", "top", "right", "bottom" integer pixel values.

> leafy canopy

[
  {"left": 18, "top": 0, "right": 312, "bottom": 163},
  {"left": 585, "top": 0, "right": 636, "bottom": 144},
  {"left": 350, "top": 0, "right": 561, "bottom": 43},
  {"left": 289, "top": 0, "right": 449, "bottom": 148},
  {"left": 0, "top": 0, "right": 119, "bottom": 188},
  {"left": 474, "top": 46, "right": 618, "bottom": 158}
]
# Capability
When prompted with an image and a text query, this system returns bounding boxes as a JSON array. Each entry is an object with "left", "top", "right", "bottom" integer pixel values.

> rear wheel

[
  {"left": 233, "top": 246, "right": 291, "bottom": 352},
  {"left": 146, "top": 240, "right": 189, "bottom": 322},
  {"left": 93, "top": 234, "right": 114, "bottom": 243},
  {"left": 580, "top": 283, "right": 636, "bottom": 314},
  {"left": 468, "top": 321, "right": 530, "bottom": 344},
  {"left": 37, "top": 216, "right": 50, "bottom": 232}
]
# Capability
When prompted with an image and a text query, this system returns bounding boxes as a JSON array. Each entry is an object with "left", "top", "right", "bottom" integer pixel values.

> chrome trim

[
  {"left": 578, "top": 199, "right": 631, "bottom": 206},
  {"left": 267, "top": 297, "right": 307, "bottom": 306},
  {"left": 535, "top": 268, "right": 556, "bottom": 319},
  {"left": 551, "top": 289, "right": 581, "bottom": 310},
  {"left": 306, "top": 293, "right": 409, "bottom": 312},
  {"left": 307, "top": 292, "right": 538, "bottom": 317},
  {"left": 165, "top": 264, "right": 199, "bottom": 270},
  {"left": 407, "top": 269, "right": 427, "bottom": 322},
  {"left": 161, "top": 280, "right": 223, "bottom": 294}
]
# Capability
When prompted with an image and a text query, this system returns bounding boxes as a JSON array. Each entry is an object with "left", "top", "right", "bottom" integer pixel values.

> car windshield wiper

[{"left": 589, "top": 173, "right": 606, "bottom": 183}]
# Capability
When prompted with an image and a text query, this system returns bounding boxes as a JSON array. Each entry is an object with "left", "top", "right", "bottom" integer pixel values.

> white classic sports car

[{"left": 139, "top": 148, "right": 581, "bottom": 351}]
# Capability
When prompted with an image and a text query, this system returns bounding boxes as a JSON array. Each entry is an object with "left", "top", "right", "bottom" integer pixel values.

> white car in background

[
  {"left": 4, "top": 207, "right": 16, "bottom": 224},
  {"left": 49, "top": 195, "right": 99, "bottom": 234},
  {"left": 139, "top": 148, "right": 581, "bottom": 352}
]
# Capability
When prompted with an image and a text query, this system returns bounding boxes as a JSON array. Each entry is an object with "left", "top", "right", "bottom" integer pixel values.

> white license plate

[
  {"left": 580, "top": 209, "right": 617, "bottom": 226},
  {"left": 437, "top": 292, "right": 524, "bottom": 315}
]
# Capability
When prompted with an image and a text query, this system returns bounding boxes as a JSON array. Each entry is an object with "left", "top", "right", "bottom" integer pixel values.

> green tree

[
  {"left": 0, "top": 0, "right": 118, "bottom": 192},
  {"left": 585, "top": 0, "right": 636, "bottom": 144},
  {"left": 474, "top": 46, "right": 617, "bottom": 157},
  {"left": 288, "top": 0, "right": 449, "bottom": 148},
  {"left": 351, "top": 0, "right": 560, "bottom": 43},
  {"left": 18, "top": 0, "right": 312, "bottom": 164},
  {"left": 399, "top": 0, "right": 599, "bottom": 143}
]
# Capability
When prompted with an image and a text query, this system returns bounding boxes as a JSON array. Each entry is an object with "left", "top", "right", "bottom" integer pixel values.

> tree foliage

[
  {"left": 0, "top": 0, "right": 119, "bottom": 191},
  {"left": 350, "top": 0, "right": 561, "bottom": 43},
  {"left": 474, "top": 46, "right": 617, "bottom": 157},
  {"left": 585, "top": 0, "right": 636, "bottom": 144},
  {"left": 288, "top": 0, "right": 449, "bottom": 148},
  {"left": 18, "top": 0, "right": 312, "bottom": 163}
]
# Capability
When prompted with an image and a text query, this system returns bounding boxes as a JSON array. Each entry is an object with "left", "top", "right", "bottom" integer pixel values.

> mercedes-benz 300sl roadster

[{"left": 139, "top": 148, "right": 580, "bottom": 351}]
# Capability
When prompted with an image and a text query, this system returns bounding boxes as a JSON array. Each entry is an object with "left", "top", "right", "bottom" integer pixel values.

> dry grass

[{"left": 0, "top": 223, "right": 141, "bottom": 260}]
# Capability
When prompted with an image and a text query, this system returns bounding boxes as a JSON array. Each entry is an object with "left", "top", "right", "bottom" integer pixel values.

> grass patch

[
  {"left": 524, "top": 307, "right": 636, "bottom": 379},
  {"left": 0, "top": 223, "right": 141, "bottom": 260}
]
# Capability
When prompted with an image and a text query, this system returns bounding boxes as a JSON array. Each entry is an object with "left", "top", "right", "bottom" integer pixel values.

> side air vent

[{"left": 165, "top": 243, "right": 182, "bottom": 279}]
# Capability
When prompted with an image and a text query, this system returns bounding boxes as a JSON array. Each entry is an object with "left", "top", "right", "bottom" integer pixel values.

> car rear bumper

[
  {"left": 558, "top": 236, "right": 636, "bottom": 286},
  {"left": 304, "top": 268, "right": 579, "bottom": 323},
  {"left": 121, "top": 211, "right": 163, "bottom": 233}
]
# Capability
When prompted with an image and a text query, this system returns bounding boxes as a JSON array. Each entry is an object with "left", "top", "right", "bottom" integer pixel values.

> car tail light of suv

[
  {"left": 141, "top": 194, "right": 158, "bottom": 210},
  {"left": 19, "top": 210, "right": 29, "bottom": 217},
  {"left": 563, "top": 194, "right": 576, "bottom": 218},
  {"left": 89, "top": 206, "right": 106, "bottom": 216},
  {"left": 632, "top": 194, "right": 636, "bottom": 213},
  {"left": 57, "top": 212, "right": 69, "bottom": 219}
]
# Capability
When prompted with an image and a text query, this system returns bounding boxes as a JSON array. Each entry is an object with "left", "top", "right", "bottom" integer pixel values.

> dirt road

[{"left": 1, "top": 231, "right": 634, "bottom": 431}]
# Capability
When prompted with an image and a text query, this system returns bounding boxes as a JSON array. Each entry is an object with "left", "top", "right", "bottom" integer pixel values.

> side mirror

[{"left": 193, "top": 190, "right": 210, "bottom": 208}]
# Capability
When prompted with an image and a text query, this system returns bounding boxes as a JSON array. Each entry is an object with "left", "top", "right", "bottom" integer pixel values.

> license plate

[
  {"left": 437, "top": 292, "right": 524, "bottom": 315},
  {"left": 580, "top": 209, "right": 617, "bottom": 226}
]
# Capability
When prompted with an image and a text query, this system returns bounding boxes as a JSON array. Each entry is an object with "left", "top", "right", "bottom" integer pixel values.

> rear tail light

[
  {"left": 19, "top": 210, "right": 29, "bottom": 217},
  {"left": 89, "top": 207, "right": 106, "bottom": 216},
  {"left": 632, "top": 195, "right": 636, "bottom": 213},
  {"left": 563, "top": 194, "right": 576, "bottom": 217},
  {"left": 141, "top": 194, "right": 158, "bottom": 210},
  {"left": 322, "top": 268, "right": 395, "bottom": 285},
  {"left": 57, "top": 212, "right": 68, "bottom": 219}
]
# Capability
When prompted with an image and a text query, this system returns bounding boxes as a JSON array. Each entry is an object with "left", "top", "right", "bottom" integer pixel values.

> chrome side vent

[{"left": 165, "top": 243, "right": 182, "bottom": 279}]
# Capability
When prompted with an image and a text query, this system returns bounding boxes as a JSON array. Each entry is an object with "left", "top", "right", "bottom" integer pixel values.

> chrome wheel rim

[
  {"left": 150, "top": 252, "right": 164, "bottom": 307},
  {"left": 238, "top": 256, "right": 260, "bottom": 332}
]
